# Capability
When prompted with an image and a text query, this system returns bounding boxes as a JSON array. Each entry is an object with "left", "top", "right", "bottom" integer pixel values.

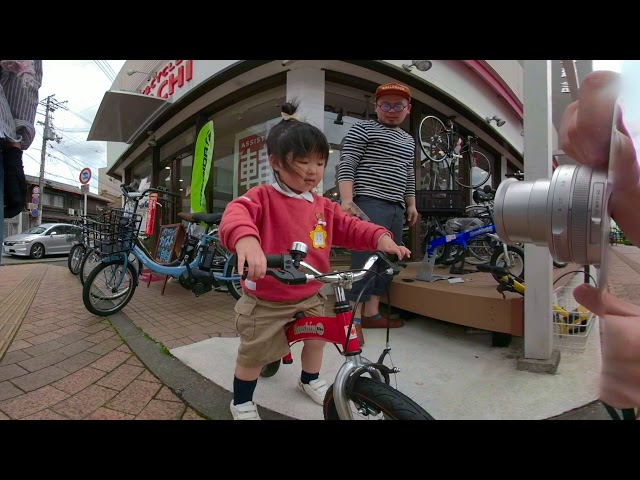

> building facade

[
  {"left": 89, "top": 60, "right": 591, "bottom": 254},
  {"left": 2, "top": 175, "right": 113, "bottom": 239}
]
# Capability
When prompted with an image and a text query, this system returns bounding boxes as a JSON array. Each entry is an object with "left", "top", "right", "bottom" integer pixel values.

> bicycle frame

[
  {"left": 281, "top": 283, "right": 386, "bottom": 420},
  {"left": 99, "top": 230, "right": 240, "bottom": 291}
]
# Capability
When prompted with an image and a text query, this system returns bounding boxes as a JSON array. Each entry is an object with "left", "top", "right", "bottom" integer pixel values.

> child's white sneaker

[
  {"left": 230, "top": 400, "right": 261, "bottom": 420},
  {"left": 298, "top": 378, "right": 328, "bottom": 405}
]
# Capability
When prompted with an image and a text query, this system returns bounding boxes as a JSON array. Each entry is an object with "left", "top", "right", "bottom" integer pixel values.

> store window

[
  {"left": 131, "top": 155, "right": 152, "bottom": 191},
  {"left": 207, "top": 84, "right": 286, "bottom": 212}
]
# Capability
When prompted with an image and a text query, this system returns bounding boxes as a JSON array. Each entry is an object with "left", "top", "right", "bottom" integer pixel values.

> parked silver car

[{"left": 3, "top": 223, "right": 81, "bottom": 259}]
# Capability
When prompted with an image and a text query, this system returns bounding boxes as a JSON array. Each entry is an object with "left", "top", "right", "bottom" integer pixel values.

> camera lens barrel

[{"left": 493, "top": 164, "right": 610, "bottom": 266}]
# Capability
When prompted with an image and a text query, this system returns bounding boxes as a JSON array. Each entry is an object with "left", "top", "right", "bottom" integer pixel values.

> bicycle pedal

[{"left": 213, "top": 286, "right": 229, "bottom": 292}]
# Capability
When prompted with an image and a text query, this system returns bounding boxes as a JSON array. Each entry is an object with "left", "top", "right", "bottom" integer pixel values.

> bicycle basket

[
  {"left": 88, "top": 208, "right": 142, "bottom": 257},
  {"left": 551, "top": 284, "right": 595, "bottom": 354},
  {"left": 416, "top": 190, "right": 466, "bottom": 216}
]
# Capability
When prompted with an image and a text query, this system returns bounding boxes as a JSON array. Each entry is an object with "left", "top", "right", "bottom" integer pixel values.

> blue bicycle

[{"left": 81, "top": 184, "right": 241, "bottom": 316}]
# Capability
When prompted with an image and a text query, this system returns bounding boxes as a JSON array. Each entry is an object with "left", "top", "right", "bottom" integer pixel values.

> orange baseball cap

[{"left": 375, "top": 82, "right": 411, "bottom": 101}]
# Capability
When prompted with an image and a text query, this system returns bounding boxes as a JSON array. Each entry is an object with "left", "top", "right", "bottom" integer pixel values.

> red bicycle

[{"left": 242, "top": 241, "right": 433, "bottom": 420}]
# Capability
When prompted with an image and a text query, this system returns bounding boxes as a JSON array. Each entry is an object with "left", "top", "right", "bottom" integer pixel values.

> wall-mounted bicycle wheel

[
  {"left": 450, "top": 149, "right": 492, "bottom": 189},
  {"left": 418, "top": 116, "right": 449, "bottom": 163}
]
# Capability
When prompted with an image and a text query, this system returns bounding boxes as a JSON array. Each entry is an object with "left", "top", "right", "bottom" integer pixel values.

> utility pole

[{"left": 36, "top": 94, "right": 66, "bottom": 225}]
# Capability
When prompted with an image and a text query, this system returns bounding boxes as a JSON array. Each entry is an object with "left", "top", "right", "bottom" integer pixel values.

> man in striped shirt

[
  {"left": 338, "top": 82, "right": 418, "bottom": 340},
  {"left": 1, "top": 60, "right": 42, "bottom": 264}
]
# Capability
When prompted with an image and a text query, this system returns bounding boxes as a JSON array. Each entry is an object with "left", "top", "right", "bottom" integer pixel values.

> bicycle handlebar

[
  {"left": 238, "top": 243, "right": 403, "bottom": 286},
  {"left": 476, "top": 264, "right": 510, "bottom": 276},
  {"left": 120, "top": 183, "right": 182, "bottom": 200}
]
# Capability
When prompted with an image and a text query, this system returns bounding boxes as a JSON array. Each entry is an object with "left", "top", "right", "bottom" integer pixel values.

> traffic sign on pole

[{"left": 79, "top": 168, "right": 92, "bottom": 185}]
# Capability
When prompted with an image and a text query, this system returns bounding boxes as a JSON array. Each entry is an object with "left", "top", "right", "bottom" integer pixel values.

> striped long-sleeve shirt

[
  {"left": 0, "top": 60, "right": 43, "bottom": 150},
  {"left": 337, "top": 120, "right": 416, "bottom": 207}
]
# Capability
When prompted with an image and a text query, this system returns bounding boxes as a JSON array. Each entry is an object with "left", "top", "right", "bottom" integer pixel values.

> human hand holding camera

[{"left": 560, "top": 69, "right": 640, "bottom": 410}]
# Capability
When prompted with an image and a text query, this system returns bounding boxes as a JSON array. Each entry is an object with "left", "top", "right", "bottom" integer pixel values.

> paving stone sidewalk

[{"left": 0, "top": 245, "right": 638, "bottom": 420}]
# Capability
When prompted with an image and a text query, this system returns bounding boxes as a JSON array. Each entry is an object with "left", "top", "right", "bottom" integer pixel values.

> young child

[{"left": 219, "top": 100, "right": 411, "bottom": 420}]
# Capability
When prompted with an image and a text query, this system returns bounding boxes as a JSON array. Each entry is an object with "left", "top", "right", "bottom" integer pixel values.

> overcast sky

[
  {"left": 22, "top": 60, "right": 620, "bottom": 195},
  {"left": 23, "top": 60, "right": 126, "bottom": 194}
]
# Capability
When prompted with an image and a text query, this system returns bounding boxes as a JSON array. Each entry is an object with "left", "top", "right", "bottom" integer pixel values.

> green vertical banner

[{"left": 191, "top": 121, "right": 214, "bottom": 213}]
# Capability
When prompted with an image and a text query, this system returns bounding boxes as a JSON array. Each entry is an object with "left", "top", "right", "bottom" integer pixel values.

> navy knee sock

[
  {"left": 233, "top": 376, "right": 258, "bottom": 405},
  {"left": 300, "top": 370, "right": 319, "bottom": 385}
]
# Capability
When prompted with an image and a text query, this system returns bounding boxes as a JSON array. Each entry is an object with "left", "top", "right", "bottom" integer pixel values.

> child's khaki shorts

[{"left": 234, "top": 292, "right": 326, "bottom": 368}]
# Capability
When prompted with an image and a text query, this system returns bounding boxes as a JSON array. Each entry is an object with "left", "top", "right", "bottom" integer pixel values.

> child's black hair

[{"left": 266, "top": 99, "right": 330, "bottom": 177}]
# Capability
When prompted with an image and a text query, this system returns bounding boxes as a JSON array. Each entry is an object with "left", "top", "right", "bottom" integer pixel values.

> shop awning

[{"left": 87, "top": 90, "right": 168, "bottom": 143}]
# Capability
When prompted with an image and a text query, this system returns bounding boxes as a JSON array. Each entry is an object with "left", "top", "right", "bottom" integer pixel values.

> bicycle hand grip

[{"left": 240, "top": 254, "right": 287, "bottom": 280}]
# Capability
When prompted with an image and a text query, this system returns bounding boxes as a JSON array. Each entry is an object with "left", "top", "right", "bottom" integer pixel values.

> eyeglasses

[{"left": 376, "top": 103, "right": 408, "bottom": 113}]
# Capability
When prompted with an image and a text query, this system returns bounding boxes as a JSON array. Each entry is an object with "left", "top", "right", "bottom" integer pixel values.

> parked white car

[{"left": 3, "top": 223, "right": 81, "bottom": 259}]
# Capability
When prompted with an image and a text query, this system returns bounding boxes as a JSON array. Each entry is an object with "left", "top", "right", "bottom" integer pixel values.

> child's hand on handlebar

[
  {"left": 377, "top": 234, "right": 411, "bottom": 260},
  {"left": 235, "top": 236, "right": 267, "bottom": 281}
]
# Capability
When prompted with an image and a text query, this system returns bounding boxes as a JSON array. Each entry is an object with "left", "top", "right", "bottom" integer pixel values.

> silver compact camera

[{"left": 493, "top": 164, "right": 611, "bottom": 267}]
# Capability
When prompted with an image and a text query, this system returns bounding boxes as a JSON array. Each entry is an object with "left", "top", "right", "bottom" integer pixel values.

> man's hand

[{"left": 405, "top": 205, "right": 419, "bottom": 227}]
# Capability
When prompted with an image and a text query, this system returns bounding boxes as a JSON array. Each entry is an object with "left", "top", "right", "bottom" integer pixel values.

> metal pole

[{"left": 37, "top": 95, "right": 53, "bottom": 226}]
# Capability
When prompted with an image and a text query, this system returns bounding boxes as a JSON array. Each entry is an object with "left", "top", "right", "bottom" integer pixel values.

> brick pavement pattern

[{"left": 0, "top": 264, "right": 205, "bottom": 420}]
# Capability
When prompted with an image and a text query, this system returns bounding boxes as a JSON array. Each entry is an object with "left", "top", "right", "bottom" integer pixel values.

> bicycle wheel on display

[
  {"left": 418, "top": 116, "right": 449, "bottom": 163},
  {"left": 68, "top": 244, "right": 86, "bottom": 275},
  {"left": 451, "top": 149, "right": 492, "bottom": 189},
  {"left": 490, "top": 245, "right": 525, "bottom": 283},
  {"left": 323, "top": 377, "right": 434, "bottom": 420},
  {"left": 82, "top": 259, "right": 138, "bottom": 316}
]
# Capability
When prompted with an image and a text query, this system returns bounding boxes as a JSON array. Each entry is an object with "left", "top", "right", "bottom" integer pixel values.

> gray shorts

[{"left": 347, "top": 195, "right": 405, "bottom": 303}]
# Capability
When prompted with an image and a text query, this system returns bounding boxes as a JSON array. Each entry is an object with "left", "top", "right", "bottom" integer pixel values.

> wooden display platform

[{"left": 387, "top": 262, "right": 581, "bottom": 337}]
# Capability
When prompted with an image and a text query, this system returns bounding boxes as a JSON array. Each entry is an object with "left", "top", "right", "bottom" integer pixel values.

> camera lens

[{"left": 493, "top": 164, "right": 611, "bottom": 265}]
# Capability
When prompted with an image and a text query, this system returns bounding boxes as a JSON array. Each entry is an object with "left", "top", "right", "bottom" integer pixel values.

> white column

[
  {"left": 286, "top": 67, "right": 326, "bottom": 193},
  {"left": 523, "top": 61, "right": 554, "bottom": 360}
]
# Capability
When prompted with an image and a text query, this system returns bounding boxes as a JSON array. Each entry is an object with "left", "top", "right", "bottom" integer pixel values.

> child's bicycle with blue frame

[{"left": 81, "top": 183, "right": 241, "bottom": 316}]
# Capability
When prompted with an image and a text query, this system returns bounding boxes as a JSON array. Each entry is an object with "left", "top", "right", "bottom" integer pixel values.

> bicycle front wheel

[
  {"left": 222, "top": 256, "right": 244, "bottom": 300},
  {"left": 68, "top": 244, "right": 86, "bottom": 275},
  {"left": 451, "top": 149, "right": 492, "bottom": 189},
  {"left": 419, "top": 116, "right": 449, "bottom": 163},
  {"left": 82, "top": 259, "right": 138, "bottom": 316},
  {"left": 80, "top": 247, "right": 101, "bottom": 286},
  {"left": 323, "top": 377, "right": 434, "bottom": 420}
]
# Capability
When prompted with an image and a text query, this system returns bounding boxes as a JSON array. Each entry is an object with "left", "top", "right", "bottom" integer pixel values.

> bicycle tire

[
  {"left": 68, "top": 244, "right": 86, "bottom": 275},
  {"left": 490, "top": 245, "right": 525, "bottom": 283},
  {"left": 418, "top": 116, "right": 449, "bottom": 163},
  {"left": 222, "top": 255, "right": 243, "bottom": 300},
  {"left": 82, "top": 259, "right": 138, "bottom": 316},
  {"left": 260, "top": 359, "right": 281, "bottom": 378},
  {"left": 80, "top": 247, "right": 101, "bottom": 286},
  {"left": 323, "top": 376, "right": 434, "bottom": 420},
  {"left": 451, "top": 149, "right": 492, "bottom": 189}
]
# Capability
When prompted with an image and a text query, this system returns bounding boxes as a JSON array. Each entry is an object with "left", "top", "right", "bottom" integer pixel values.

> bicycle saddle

[
  {"left": 178, "top": 212, "right": 224, "bottom": 225},
  {"left": 473, "top": 189, "right": 494, "bottom": 203}
]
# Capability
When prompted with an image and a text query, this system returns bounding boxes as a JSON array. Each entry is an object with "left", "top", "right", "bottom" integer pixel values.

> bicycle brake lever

[
  {"left": 374, "top": 251, "right": 401, "bottom": 275},
  {"left": 265, "top": 265, "right": 308, "bottom": 285}
]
